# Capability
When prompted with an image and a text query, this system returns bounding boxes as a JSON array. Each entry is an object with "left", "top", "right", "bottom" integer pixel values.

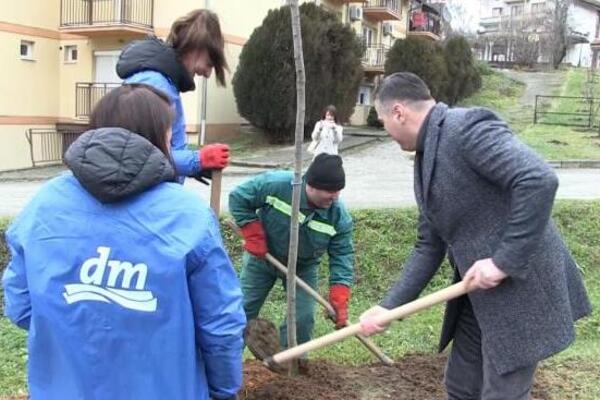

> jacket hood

[
  {"left": 116, "top": 36, "right": 196, "bottom": 93},
  {"left": 65, "top": 128, "right": 176, "bottom": 203}
]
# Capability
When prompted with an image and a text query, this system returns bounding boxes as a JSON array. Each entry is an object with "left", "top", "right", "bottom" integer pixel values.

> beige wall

[
  {"left": 0, "top": 32, "right": 60, "bottom": 117},
  {"left": 0, "top": 125, "right": 54, "bottom": 171},
  {"left": 58, "top": 39, "right": 95, "bottom": 119},
  {"left": 154, "top": 0, "right": 281, "bottom": 39},
  {"left": 350, "top": 104, "right": 370, "bottom": 126},
  {"left": 0, "top": 0, "right": 60, "bottom": 30}
]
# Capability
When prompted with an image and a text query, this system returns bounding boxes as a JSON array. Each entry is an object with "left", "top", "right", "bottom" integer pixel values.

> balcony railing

[
  {"left": 409, "top": 11, "right": 441, "bottom": 39},
  {"left": 362, "top": 44, "right": 389, "bottom": 71},
  {"left": 363, "top": 0, "right": 402, "bottom": 21},
  {"left": 480, "top": 11, "right": 551, "bottom": 32},
  {"left": 76, "top": 83, "right": 121, "bottom": 118},
  {"left": 61, "top": 0, "right": 153, "bottom": 29}
]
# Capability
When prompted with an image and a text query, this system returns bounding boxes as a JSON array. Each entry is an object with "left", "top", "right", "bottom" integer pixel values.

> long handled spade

[
  {"left": 226, "top": 220, "right": 394, "bottom": 367},
  {"left": 263, "top": 280, "right": 475, "bottom": 370}
]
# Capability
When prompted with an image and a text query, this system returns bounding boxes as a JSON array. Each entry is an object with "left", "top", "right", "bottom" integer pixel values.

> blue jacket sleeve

[
  {"left": 186, "top": 213, "right": 246, "bottom": 399},
  {"left": 2, "top": 224, "right": 31, "bottom": 330},
  {"left": 124, "top": 71, "right": 201, "bottom": 177}
]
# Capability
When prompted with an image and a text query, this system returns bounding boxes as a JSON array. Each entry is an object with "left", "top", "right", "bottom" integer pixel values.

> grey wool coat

[{"left": 381, "top": 103, "right": 592, "bottom": 375}]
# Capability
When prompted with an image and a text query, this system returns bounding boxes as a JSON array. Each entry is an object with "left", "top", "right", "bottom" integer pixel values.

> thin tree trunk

[{"left": 286, "top": 0, "right": 305, "bottom": 376}]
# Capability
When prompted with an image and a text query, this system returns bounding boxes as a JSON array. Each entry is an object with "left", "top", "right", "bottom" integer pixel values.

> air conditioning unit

[
  {"left": 383, "top": 23, "right": 393, "bottom": 36},
  {"left": 349, "top": 6, "right": 363, "bottom": 22}
]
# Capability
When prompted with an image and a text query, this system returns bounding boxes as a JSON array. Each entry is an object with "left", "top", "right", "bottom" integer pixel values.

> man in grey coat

[{"left": 359, "top": 72, "right": 591, "bottom": 399}]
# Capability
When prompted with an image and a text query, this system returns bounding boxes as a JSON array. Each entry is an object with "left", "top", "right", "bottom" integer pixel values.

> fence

[
  {"left": 25, "top": 129, "right": 81, "bottom": 167},
  {"left": 76, "top": 83, "right": 121, "bottom": 118},
  {"left": 364, "top": 0, "right": 401, "bottom": 13},
  {"left": 362, "top": 45, "right": 389, "bottom": 68},
  {"left": 533, "top": 95, "right": 600, "bottom": 128},
  {"left": 60, "top": 0, "right": 153, "bottom": 28}
]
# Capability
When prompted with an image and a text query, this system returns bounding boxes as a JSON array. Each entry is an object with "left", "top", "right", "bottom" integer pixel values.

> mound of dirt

[
  {"left": 240, "top": 355, "right": 552, "bottom": 400},
  {"left": 240, "top": 355, "right": 447, "bottom": 400}
]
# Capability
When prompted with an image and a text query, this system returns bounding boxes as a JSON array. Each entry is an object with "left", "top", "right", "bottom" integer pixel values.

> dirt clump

[{"left": 240, "top": 355, "right": 447, "bottom": 400}]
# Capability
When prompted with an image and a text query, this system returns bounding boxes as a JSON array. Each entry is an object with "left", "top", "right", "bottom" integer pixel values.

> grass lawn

[
  {"left": 1, "top": 202, "right": 599, "bottom": 398},
  {"left": 520, "top": 69, "right": 600, "bottom": 160},
  {"left": 461, "top": 67, "right": 600, "bottom": 161},
  {"left": 187, "top": 126, "right": 273, "bottom": 159},
  {"left": 459, "top": 69, "right": 525, "bottom": 116}
]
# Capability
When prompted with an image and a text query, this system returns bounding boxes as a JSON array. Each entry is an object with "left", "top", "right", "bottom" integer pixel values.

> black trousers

[{"left": 444, "top": 296, "right": 537, "bottom": 400}]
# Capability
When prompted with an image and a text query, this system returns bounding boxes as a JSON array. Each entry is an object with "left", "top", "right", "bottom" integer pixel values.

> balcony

[
  {"left": 60, "top": 0, "right": 154, "bottom": 37},
  {"left": 480, "top": 12, "right": 550, "bottom": 34},
  {"left": 362, "top": 44, "right": 389, "bottom": 74},
  {"left": 409, "top": 10, "right": 441, "bottom": 41},
  {"left": 76, "top": 83, "right": 121, "bottom": 118},
  {"left": 363, "top": 0, "right": 402, "bottom": 21}
]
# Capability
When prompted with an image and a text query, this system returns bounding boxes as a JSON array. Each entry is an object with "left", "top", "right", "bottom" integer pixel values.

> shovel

[
  {"left": 226, "top": 220, "right": 394, "bottom": 367},
  {"left": 263, "top": 280, "right": 474, "bottom": 370}
]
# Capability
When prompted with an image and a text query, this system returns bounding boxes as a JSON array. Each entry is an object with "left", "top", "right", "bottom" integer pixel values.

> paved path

[
  {"left": 501, "top": 69, "right": 566, "bottom": 126},
  {"left": 1, "top": 140, "right": 599, "bottom": 217}
]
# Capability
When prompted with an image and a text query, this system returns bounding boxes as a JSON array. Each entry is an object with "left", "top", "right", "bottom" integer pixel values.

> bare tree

[
  {"left": 549, "top": 0, "right": 571, "bottom": 69},
  {"left": 477, "top": 0, "right": 571, "bottom": 68},
  {"left": 286, "top": 0, "right": 305, "bottom": 376},
  {"left": 441, "top": 1, "right": 478, "bottom": 37}
]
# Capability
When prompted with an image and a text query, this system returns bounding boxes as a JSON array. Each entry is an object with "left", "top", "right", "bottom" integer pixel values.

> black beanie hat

[{"left": 305, "top": 154, "right": 345, "bottom": 191}]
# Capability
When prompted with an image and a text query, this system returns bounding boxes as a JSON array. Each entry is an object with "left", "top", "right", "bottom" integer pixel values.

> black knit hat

[{"left": 305, "top": 154, "right": 345, "bottom": 191}]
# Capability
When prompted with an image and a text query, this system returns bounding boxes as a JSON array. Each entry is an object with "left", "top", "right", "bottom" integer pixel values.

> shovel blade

[{"left": 245, "top": 318, "right": 287, "bottom": 373}]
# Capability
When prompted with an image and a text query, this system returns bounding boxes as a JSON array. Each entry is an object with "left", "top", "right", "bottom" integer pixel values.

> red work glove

[
  {"left": 329, "top": 284, "right": 351, "bottom": 329},
  {"left": 200, "top": 143, "right": 230, "bottom": 169},
  {"left": 240, "top": 220, "right": 267, "bottom": 258}
]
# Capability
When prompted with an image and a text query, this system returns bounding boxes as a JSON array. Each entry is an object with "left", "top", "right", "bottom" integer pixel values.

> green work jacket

[{"left": 229, "top": 171, "right": 354, "bottom": 286}]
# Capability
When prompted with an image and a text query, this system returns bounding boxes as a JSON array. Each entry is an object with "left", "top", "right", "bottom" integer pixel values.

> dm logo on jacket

[{"left": 62, "top": 246, "right": 157, "bottom": 312}]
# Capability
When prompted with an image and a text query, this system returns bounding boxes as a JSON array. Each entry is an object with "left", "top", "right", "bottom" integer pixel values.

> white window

[
  {"left": 492, "top": 7, "right": 503, "bottom": 17},
  {"left": 531, "top": 2, "right": 545, "bottom": 14},
  {"left": 511, "top": 4, "right": 524, "bottom": 16},
  {"left": 357, "top": 86, "right": 372, "bottom": 105},
  {"left": 64, "top": 45, "right": 78, "bottom": 63},
  {"left": 94, "top": 50, "right": 122, "bottom": 82},
  {"left": 20, "top": 40, "right": 34, "bottom": 60},
  {"left": 362, "top": 26, "right": 374, "bottom": 47}
]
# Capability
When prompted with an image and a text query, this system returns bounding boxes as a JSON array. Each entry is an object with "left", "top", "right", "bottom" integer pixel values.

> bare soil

[{"left": 240, "top": 355, "right": 553, "bottom": 400}]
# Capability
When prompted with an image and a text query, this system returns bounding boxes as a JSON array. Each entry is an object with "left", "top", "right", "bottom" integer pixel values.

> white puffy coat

[{"left": 310, "top": 120, "right": 343, "bottom": 157}]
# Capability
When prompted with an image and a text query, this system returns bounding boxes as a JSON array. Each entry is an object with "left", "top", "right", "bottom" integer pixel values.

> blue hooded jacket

[
  {"left": 116, "top": 37, "right": 201, "bottom": 178},
  {"left": 2, "top": 128, "right": 246, "bottom": 400}
]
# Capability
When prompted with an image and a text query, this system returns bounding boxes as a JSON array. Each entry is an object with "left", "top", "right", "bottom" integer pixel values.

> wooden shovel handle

[
  {"left": 267, "top": 281, "right": 473, "bottom": 366},
  {"left": 226, "top": 219, "right": 394, "bottom": 365},
  {"left": 210, "top": 169, "right": 223, "bottom": 215}
]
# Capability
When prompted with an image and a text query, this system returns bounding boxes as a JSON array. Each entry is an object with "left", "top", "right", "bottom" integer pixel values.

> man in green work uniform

[{"left": 229, "top": 154, "right": 354, "bottom": 347}]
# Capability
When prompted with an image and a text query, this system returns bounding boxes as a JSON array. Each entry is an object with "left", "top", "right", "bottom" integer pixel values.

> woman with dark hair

[
  {"left": 117, "top": 9, "right": 231, "bottom": 181},
  {"left": 2, "top": 84, "right": 245, "bottom": 400},
  {"left": 308, "top": 105, "right": 344, "bottom": 159}
]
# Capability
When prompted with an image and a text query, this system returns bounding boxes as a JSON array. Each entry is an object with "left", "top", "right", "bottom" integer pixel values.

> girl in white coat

[{"left": 309, "top": 105, "right": 343, "bottom": 158}]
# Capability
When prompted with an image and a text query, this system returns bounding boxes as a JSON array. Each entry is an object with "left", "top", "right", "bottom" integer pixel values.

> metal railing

[
  {"left": 410, "top": 11, "right": 441, "bottom": 36},
  {"left": 362, "top": 44, "right": 389, "bottom": 68},
  {"left": 26, "top": 129, "right": 82, "bottom": 167},
  {"left": 364, "top": 0, "right": 401, "bottom": 14},
  {"left": 61, "top": 0, "right": 153, "bottom": 28},
  {"left": 76, "top": 82, "right": 121, "bottom": 118},
  {"left": 534, "top": 95, "right": 600, "bottom": 128}
]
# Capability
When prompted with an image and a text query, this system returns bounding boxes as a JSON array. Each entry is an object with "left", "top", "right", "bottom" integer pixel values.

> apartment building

[
  {"left": 315, "top": 0, "right": 441, "bottom": 124},
  {"left": 0, "top": 0, "right": 441, "bottom": 171},
  {"left": 478, "top": 0, "right": 600, "bottom": 67},
  {"left": 0, "top": 0, "right": 281, "bottom": 171}
]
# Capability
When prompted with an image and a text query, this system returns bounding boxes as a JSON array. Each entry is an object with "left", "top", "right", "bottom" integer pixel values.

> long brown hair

[
  {"left": 89, "top": 84, "right": 173, "bottom": 158},
  {"left": 167, "top": 9, "right": 229, "bottom": 86},
  {"left": 322, "top": 105, "right": 338, "bottom": 124}
]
